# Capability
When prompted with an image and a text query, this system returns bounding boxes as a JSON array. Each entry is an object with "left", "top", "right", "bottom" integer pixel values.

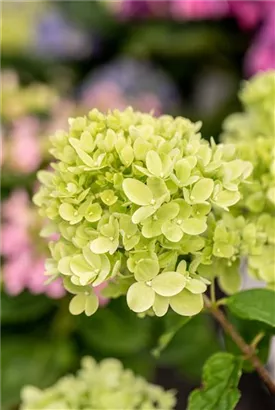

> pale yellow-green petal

[
  {"left": 152, "top": 271, "right": 186, "bottom": 297},
  {"left": 153, "top": 294, "right": 169, "bottom": 317},
  {"left": 126, "top": 282, "right": 155, "bottom": 313},
  {"left": 90, "top": 237, "right": 113, "bottom": 254},
  {"left": 132, "top": 206, "right": 155, "bottom": 224},
  {"left": 122, "top": 178, "right": 153, "bottom": 206},
  {"left": 170, "top": 289, "right": 203, "bottom": 316},
  {"left": 180, "top": 218, "right": 207, "bottom": 235},
  {"left": 85, "top": 293, "right": 99, "bottom": 316},
  {"left": 146, "top": 150, "right": 163, "bottom": 177},
  {"left": 134, "top": 259, "right": 159, "bottom": 282},
  {"left": 190, "top": 178, "right": 214, "bottom": 203},
  {"left": 69, "top": 294, "right": 86, "bottom": 315},
  {"left": 161, "top": 221, "right": 183, "bottom": 242},
  {"left": 185, "top": 278, "right": 207, "bottom": 294}
]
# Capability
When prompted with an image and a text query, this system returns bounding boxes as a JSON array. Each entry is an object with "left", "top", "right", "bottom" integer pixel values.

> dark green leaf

[
  {"left": 1, "top": 291, "right": 55, "bottom": 324},
  {"left": 227, "top": 289, "right": 275, "bottom": 328},
  {"left": 152, "top": 311, "right": 191, "bottom": 357},
  {"left": 76, "top": 298, "right": 152, "bottom": 356},
  {"left": 1, "top": 336, "right": 76, "bottom": 409},
  {"left": 187, "top": 352, "right": 242, "bottom": 410},
  {"left": 158, "top": 313, "right": 220, "bottom": 381}
]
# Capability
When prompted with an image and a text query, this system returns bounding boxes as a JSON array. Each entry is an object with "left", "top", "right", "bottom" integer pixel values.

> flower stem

[
  {"left": 203, "top": 294, "right": 275, "bottom": 396},
  {"left": 210, "top": 280, "right": 216, "bottom": 304}
]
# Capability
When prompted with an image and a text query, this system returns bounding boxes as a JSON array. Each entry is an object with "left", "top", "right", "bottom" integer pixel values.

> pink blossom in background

[
  {"left": 245, "top": 10, "right": 275, "bottom": 76},
  {"left": 9, "top": 117, "right": 41, "bottom": 173},
  {"left": 81, "top": 81, "right": 128, "bottom": 112},
  {"left": 171, "top": 0, "right": 228, "bottom": 20},
  {"left": 228, "top": 0, "right": 274, "bottom": 30},
  {"left": 1, "top": 190, "right": 65, "bottom": 299},
  {"left": 1, "top": 190, "right": 108, "bottom": 304}
]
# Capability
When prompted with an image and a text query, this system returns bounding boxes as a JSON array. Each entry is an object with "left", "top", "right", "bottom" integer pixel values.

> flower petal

[
  {"left": 85, "top": 293, "right": 99, "bottom": 316},
  {"left": 85, "top": 203, "right": 102, "bottom": 222},
  {"left": 132, "top": 206, "right": 155, "bottom": 224},
  {"left": 156, "top": 202, "right": 180, "bottom": 221},
  {"left": 180, "top": 218, "right": 207, "bottom": 235},
  {"left": 70, "top": 254, "right": 93, "bottom": 276},
  {"left": 152, "top": 271, "right": 186, "bottom": 297},
  {"left": 69, "top": 294, "right": 86, "bottom": 315},
  {"left": 185, "top": 278, "right": 207, "bottom": 294},
  {"left": 153, "top": 294, "right": 169, "bottom": 317},
  {"left": 90, "top": 237, "right": 113, "bottom": 254},
  {"left": 213, "top": 190, "right": 241, "bottom": 208},
  {"left": 59, "top": 203, "right": 76, "bottom": 221},
  {"left": 134, "top": 258, "right": 159, "bottom": 282},
  {"left": 175, "top": 159, "right": 191, "bottom": 184},
  {"left": 162, "top": 221, "right": 183, "bottom": 242},
  {"left": 190, "top": 178, "right": 214, "bottom": 203},
  {"left": 146, "top": 150, "right": 163, "bottom": 177},
  {"left": 122, "top": 178, "right": 153, "bottom": 206},
  {"left": 170, "top": 290, "right": 203, "bottom": 316},
  {"left": 58, "top": 256, "right": 73, "bottom": 276},
  {"left": 126, "top": 282, "right": 155, "bottom": 313}
]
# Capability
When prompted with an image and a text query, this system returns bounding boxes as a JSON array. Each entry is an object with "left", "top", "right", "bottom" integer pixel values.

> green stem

[
  {"left": 250, "top": 332, "right": 265, "bottom": 351},
  {"left": 203, "top": 295, "right": 275, "bottom": 396},
  {"left": 210, "top": 280, "right": 216, "bottom": 305}
]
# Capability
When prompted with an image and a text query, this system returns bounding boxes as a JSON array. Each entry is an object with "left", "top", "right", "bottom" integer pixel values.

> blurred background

[{"left": 1, "top": 1, "right": 275, "bottom": 409}]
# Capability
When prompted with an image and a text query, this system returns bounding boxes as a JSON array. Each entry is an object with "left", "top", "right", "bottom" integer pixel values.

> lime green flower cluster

[
  {"left": 212, "top": 71, "right": 275, "bottom": 289},
  {"left": 198, "top": 212, "right": 275, "bottom": 293},
  {"left": 20, "top": 356, "right": 176, "bottom": 410},
  {"left": 34, "top": 107, "right": 251, "bottom": 317},
  {"left": 222, "top": 70, "right": 275, "bottom": 213},
  {"left": 1, "top": 71, "right": 58, "bottom": 121},
  {"left": 223, "top": 70, "right": 275, "bottom": 141}
]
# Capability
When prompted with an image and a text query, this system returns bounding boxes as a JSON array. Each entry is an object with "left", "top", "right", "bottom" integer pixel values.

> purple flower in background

[
  {"left": 245, "top": 9, "right": 275, "bottom": 76},
  {"left": 35, "top": 9, "right": 92, "bottom": 59},
  {"left": 80, "top": 58, "right": 180, "bottom": 114},
  {"left": 171, "top": 0, "right": 228, "bottom": 20}
]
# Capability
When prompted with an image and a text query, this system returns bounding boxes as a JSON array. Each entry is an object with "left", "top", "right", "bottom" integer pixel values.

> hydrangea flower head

[
  {"left": 208, "top": 71, "right": 275, "bottom": 290},
  {"left": 20, "top": 356, "right": 176, "bottom": 410},
  {"left": 34, "top": 107, "right": 252, "bottom": 317}
]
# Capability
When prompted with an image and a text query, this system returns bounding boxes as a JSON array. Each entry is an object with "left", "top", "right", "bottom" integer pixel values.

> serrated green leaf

[
  {"left": 187, "top": 352, "right": 242, "bottom": 410},
  {"left": 226, "top": 289, "right": 275, "bottom": 327}
]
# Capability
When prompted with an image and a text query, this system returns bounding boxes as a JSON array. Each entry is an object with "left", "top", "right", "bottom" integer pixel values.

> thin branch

[{"left": 203, "top": 294, "right": 275, "bottom": 396}]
